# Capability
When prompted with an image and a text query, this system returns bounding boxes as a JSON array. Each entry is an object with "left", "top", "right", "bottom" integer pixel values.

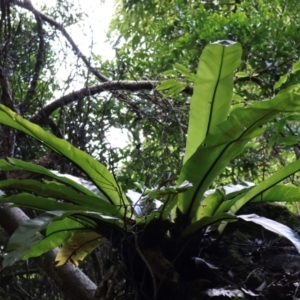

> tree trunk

[{"left": 0, "top": 204, "right": 97, "bottom": 300}]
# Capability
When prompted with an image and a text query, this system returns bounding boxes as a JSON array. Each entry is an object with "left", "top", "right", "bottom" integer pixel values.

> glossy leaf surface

[
  {"left": 177, "top": 91, "right": 300, "bottom": 223},
  {"left": 0, "top": 105, "right": 130, "bottom": 213},
  {"left": 183, "top": 41, "right": 242, "bottom": 164}
]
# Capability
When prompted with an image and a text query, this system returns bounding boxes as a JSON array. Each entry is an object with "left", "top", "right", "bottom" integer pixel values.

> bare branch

[
  {"left": 30, "top": 80, "right": 181, "bottom": 124},
  {"left": 12, "top": 0, "right": 109, "bottom": 82},
  {"left": 134, "top": 234, "right": 157, "bottom": 299},
  {"left": 18, "top": 4, "right": 45, "bottom": 113},
  {"left": 48, "top": 117, "right": 63, "bottom": 138},
  {"left": 234, "top": 76, "right": 265, "bottom": 86}
]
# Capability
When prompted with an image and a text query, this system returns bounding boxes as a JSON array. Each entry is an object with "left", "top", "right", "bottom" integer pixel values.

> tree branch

[
  {"left": 12, "top": 0, "right": 109, "bottom": 82},
  {"left": 234, "top": 75, "right": 265, "bottom": 86},
  {"left": 30, "top": 80, "right": 194, "bottom": 124},
  {"left": 0, "top": 61, "right": 16, "bottom": 158},
  {"left": 18, "top": 3, "right": 45, "bottom": 113}
]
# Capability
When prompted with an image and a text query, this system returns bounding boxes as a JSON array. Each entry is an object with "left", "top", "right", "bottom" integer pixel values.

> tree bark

[{"left": 0, "top": 204, "right": 97, "bottom": 300}]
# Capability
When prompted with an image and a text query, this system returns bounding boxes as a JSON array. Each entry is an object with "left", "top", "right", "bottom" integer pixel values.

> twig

[
  {"left": 13, "top": 0, "right": 109, "bottom": 82},
  {"left": 134, "top": 234, "right": 157, "bottom": 299}
]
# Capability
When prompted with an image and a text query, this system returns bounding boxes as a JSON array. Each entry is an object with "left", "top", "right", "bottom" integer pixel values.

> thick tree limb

[
  {"left": 0, "top": 204, "right": 97, "bottom": 300},
  {"left": 30, "top": 80, "right": 193, "bottom": 124}
]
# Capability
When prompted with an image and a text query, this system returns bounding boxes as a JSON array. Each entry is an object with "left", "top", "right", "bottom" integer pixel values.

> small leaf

[
  {"left": 292, "top": 58, "right": 300, "bottom": 73},
  {"left": 161, "top": 69, "right": 177, "bottom": 76},
  {"left": 232, "top": 93, "right": 244, "bottom": 102},
  {"left": 174, "top": 63, "right": 195, "bottom": 81},
  {"left": 274, "top": 73, "right": 289, "bottom": 90},
  {"left": 167, "top": 82, "right": 187, "bottom": 95},
  {"left": 156, "top": 79, "right": 178, "bottom": 91},
  {"left": 267, "top": 135, "right": 277, "bottom": 148},
  {"left": 133, "top": 182, "right": 145, "bottom": 192},
  {"left": 235, "top": 71, "right": 248, "bottom": 78},
  {"left": 131, "top": 35, "right": 140, "bottom": 47},
  {"left": 278, "top": 136, "right": 298, "bottom": 146},
  {"left": 286, "top": 115, "right": 300, "bottom": 122},
  {"left": 55, "top": 231, "right": 103, "bottom": 266}
]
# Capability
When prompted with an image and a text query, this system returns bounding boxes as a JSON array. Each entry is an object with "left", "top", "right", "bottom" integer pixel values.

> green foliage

[
  {"left": 111, "top": 0, "right": 300, "bottom": 88},
  {"left": 105, "top": 0, "right": 300, "bottom": 193},
  {"left": 183, "top": 41, "right": 242, "bottom": 164},
  {"left": 2, "top": 41, "right": 300, "bottom": 271},
  {"left": 54, "top": 230, "right": 102, "bottom": 267},
  {"left": 0, "top": 106, "right": 130, "bottom": 214},
  {"left": 2, "top": 1, "right": 300, "bottom": 298}
]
